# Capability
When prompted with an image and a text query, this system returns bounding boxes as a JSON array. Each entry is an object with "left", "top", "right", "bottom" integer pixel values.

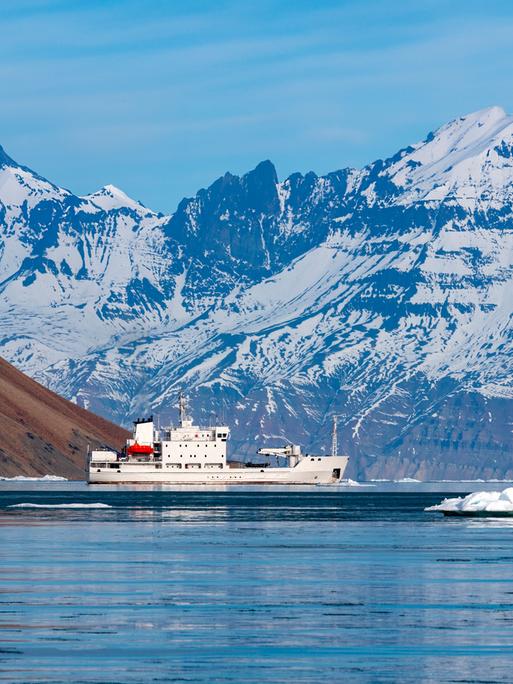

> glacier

[{"left": 2, "top": 106, "right": 513, "bottom": 479}]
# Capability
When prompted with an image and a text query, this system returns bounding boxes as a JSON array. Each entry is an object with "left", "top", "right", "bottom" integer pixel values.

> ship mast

[
  {"left": 178, "top": 391, "right": 188, "bottom": 426},
  {"left": 331, "top": 415, "right": 338, "bottom": 457}
]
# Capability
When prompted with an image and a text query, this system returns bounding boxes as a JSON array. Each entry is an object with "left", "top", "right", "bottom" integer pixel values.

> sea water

[{"left": 1, "top": 483, "right": 513, "bottom": 683}]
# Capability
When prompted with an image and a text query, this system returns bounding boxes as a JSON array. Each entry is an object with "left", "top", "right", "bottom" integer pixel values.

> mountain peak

[
  {"left": 102, "top": 183, "right": 125, "bottom": 195},
  {"left": 82, "top": 184, "right": 152, "bottom": 214},
  {"left": 416, "top": 105, "right": 513, "bottom": 161},
  {"left": 0, "top": 144, "right": 16, "bottom": 169},
  {"left": 246, "top": 159, "right": 278, "bottom": 184},
  {"left": 467, "top": 104, "right": 506, "bottom": 123},
  {"left": 435, "top": 105, "right": 511, "bottom": 143},
  {"left": 383, "top": 105, "right": 513, "bottom": 200},
  {"left": 454, "top": 105, "right": 507, "bottom": 127}
]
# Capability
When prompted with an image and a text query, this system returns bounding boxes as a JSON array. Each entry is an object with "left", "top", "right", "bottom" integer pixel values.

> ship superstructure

[{"left": 88, "top": 394, "right": 348, "bottom": 485}]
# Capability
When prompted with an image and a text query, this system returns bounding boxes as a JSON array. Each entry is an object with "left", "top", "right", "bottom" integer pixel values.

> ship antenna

[{"left": 331, "top": 415, "right": 338, "bottom": 457}]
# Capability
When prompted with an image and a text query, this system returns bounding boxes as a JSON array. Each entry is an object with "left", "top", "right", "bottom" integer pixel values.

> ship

[{"left": 87, "top": 394, "right": 348, "bottom": 485}]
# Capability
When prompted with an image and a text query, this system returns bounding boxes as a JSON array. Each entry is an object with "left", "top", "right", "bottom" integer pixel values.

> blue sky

[{"left": 1, "top": 0, "right": 513, "bottom": 213}]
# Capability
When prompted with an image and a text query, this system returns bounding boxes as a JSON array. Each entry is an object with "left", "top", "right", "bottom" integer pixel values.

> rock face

[
  {"left": 0, "top": 357, "right": 128, "bottom": 478},
  {"left": 1, "top": 106, "right": 513, "bottom": 479}
]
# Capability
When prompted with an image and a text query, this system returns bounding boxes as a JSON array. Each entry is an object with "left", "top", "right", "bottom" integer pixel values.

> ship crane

[
  {"left": 257, "top": 446, "right": 292, "bottom": 457},
  {"left": 257, "top": 444, "right": 302, "bottom": 468}
]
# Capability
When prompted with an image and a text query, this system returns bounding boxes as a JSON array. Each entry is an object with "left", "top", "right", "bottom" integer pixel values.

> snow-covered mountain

[{"left": 2, "top": 106, "right": 513, "bottom": 479}]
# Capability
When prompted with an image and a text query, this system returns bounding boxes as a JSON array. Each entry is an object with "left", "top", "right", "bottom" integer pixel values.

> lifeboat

[{"left": 127, "top": 443, "right": 154, "bottom": 456}]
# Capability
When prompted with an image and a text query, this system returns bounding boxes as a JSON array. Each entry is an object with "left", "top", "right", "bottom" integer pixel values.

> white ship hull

[
  {"left": 88, "top": 455, "right": 348, "bottom": 485},
  {"left": 88, "top": 395, "right": 349, "bottom": 486}
]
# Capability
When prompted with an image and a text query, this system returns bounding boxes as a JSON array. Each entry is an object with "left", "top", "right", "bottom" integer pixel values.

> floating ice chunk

[
  {"left": 339, "top": 479, "right": 376, "bottom": 487},
  {"left": 8, "top": 503, "right": 111, "bottom": 509},
  {"left": 426, "top": 487, "right": 513, "bottom": 514}
]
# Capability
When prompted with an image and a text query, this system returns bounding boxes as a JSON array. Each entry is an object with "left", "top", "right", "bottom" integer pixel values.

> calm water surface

[{"left": 1, "top": 483, "right": 513, "bottom": 683}]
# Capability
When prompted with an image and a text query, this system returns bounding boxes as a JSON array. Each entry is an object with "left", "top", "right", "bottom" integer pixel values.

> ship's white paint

[
  {"left": 88, "top": 455, "right": 348, "bottom": 485},
  {"left": 88, "top": 396, "right": 347, "bottom": 485}
]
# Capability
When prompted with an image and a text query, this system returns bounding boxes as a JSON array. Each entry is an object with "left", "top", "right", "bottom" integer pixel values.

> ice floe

[
  {"left": 368, "top": 478, "right": 422, "bottom": 483},
  {"left": 426, "top": 487, "right": 513, "bottom": 515},
  {"left": 339, "top": 479, "right": 375, "bottom": 487}
]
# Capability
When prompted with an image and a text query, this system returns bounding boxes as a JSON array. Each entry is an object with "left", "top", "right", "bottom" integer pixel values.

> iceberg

[{"left": 426, "top": 487, "right": 513, "bottom": 515}]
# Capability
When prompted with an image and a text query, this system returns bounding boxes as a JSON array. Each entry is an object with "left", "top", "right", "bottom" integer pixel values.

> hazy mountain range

[{"left": 2, "top": 105, "right": 513, "bottom": 479}]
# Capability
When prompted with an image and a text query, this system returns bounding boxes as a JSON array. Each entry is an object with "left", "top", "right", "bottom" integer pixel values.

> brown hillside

[{"left": 0, "top": 357, "right": 128, "bottom": 479}]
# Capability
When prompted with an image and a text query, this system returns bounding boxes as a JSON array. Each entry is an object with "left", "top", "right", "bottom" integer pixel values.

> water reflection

[{"left": 1, "top": 487, "right": 513, "bottom": 681}]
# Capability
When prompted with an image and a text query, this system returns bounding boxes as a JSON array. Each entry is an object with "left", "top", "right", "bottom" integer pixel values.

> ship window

[{"left": 311, "top": 458, "right": 315, "bottom": 461}]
